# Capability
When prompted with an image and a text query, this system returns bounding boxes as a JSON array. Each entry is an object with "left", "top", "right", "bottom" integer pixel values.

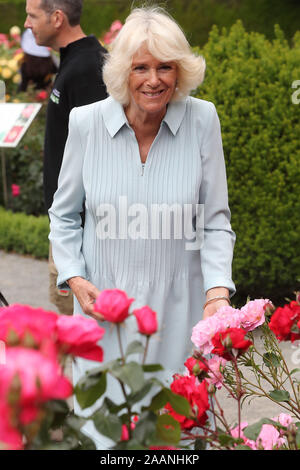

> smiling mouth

[{"left": 142, "top": 90, "right": 165, "bottom": 97}]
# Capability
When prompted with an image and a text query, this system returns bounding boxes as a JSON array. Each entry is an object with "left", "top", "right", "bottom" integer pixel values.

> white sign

[{"left": 0, "top": 103, "right": 42, "bottom": 148}]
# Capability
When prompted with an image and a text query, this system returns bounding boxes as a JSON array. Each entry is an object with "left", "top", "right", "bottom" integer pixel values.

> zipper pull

[{"left": 141, "top": 163, "right": 145, "bottom": 176}]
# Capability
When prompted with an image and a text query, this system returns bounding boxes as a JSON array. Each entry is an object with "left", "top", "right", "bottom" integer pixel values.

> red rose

[
  {"left": 269, "top": 302, "right": 300, "bottom": 342},
  {"left": 165, "top": 374, "right": 209, "bottom": 430},
  {"left": 56, "top": 315, "right": 105, "bottom": 362},
  {"left": 184, "top": 356, "right": 208, "bottom": 378},
  {"left": 36, "top": 90, "right": 48, "bottom": 101},
  {"left": 94, "top": 289, "right": 134, "bottom": 323},
  {"left": 212, "top": 328, "right": 252, "bottom": 361},
  {"left": 133, "top": 306, "right": 158, "bottom": 336}
]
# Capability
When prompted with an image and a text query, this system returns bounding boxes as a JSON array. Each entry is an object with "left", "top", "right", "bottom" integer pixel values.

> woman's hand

[
  {"left": 203, "top": 299, "right": 230, "bottom": 320},
  {"left": 67, "top": 277, "right": 104, "bottom": 321}
]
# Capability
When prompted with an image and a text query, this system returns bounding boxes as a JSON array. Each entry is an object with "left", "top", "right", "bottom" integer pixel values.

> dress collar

[{"left": 101, "top": 96, "right": 188, "bottom": 138}]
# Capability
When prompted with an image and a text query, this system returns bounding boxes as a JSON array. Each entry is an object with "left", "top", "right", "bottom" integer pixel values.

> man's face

[{"left": 24, "top": 0, "right": 56, "bottom": 47}]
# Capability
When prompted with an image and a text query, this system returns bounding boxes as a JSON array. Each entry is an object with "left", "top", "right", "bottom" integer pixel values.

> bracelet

[{"left": 203, "top": 296, "right": 231, "bottom": 310}]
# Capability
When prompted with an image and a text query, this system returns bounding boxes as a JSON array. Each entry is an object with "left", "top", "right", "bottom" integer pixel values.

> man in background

[{"left": 24, "top": 0, "right": 107, "bottom": 315}]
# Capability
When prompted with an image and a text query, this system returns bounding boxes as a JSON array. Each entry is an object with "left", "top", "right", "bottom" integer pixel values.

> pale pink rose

[
  {"left": 94, "top": 289, "right": 134, "bottom": 323},
  {"left": 240, "top": 299, "right": 272, "bottom": 332},
  {"left": 0, "top": 304, "right": 58, "bottom": 347},
  {"left": 230, "top": 422, "right": 256, "bottom": 449},
  {"left": 256, "top": 424, "right": 284, "bottom": 450},
  {"left": 0, "top": 403, "right": 23, "bottom": 450},
  {"left": 133, "top": 306, "right": 158, "bottom": 336},
  {"left": 276, "top": 413, "right": 293, "bottom": 428},
  {"left": 56, "top": 315, "right": 105, "bottom": 362},
  {"left": 0, "top": 347, "right": 72, "bottom": 408},
  {"left": 206, "top": 356, "right": 227, "bottom": 389},
  {"left": 191, "top": 305, "right": 242, "bottom": 354}
]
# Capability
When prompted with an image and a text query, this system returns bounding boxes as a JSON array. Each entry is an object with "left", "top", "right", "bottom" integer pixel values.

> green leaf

[
  {"left": 93, "top": 412, "right": 122, "bottom": 442},
  {"left": 142, "top": 364, "right": 164, "bottom": 373},
  {"left": 290, "top": 369, "right": 300, "bottom": 375},
  {"left": 269, "top": 389, "right": 290, "bottom": 402},
  {"left": 156, "top": 414, "right": 181, "bottom": 444},
  {"left": 75, "top": 371, "right": 107, "bottom": 410},
  {"left": 110, "top": 361, "right": 145, "bottom": 393},
  {"left": 263, "top": 352, "right": 281, "bottom": 368},
  {"left": 125, "top": 340, "right": 145, "bottom": 357},
  {"left": 132, "top": 411, "right": 157, "bottom": 444},
  {"left": 218, "top": 434, "right": 243, "bottom": 447},
  {"left": 149, "top": 390, "right": 168, "bottom": 412},
  {"left": 127, "top": 380, "right": 154, "bottom": 406},
  {"left": 165, "top": 389, "right": 191, "bottom": 417}
]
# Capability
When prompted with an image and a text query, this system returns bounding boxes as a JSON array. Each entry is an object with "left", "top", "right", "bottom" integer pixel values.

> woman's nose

[{"left": 147, "top": 69, "right": 160, "bottom": 87}]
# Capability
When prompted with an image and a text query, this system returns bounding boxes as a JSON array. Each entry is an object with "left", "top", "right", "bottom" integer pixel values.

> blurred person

[
  {"left": 19, "top": 28, "right": 57, "bottom": 92},
  {"left": 24, "top": 0, "right": 107, "bottom": 315}
]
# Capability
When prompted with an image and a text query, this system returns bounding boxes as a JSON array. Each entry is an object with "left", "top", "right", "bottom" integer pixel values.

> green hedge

[
  {"left": 0, "top": 207, "right": 49, "bottom": 258},
  {"left": 194, "top": 21, "right": 300, "bottom": 304},
  {"left": 1, "top": 0, "right": 300, "bottom": 47}
]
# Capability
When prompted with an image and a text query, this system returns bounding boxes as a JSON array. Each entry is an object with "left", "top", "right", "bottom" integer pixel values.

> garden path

[{"left": 0, "top": 249, "right": 299, "bottom": 428}]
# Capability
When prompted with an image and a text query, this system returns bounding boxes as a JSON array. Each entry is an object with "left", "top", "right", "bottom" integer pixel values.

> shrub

[
  {"left": 193, "top": 22, "right": 300, "bottom": 304},
  {"left": 0, "top": 207, "right": 49, "bottom": 258}
]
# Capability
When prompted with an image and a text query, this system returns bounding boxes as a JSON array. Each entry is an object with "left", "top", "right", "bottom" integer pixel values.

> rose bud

[{"left": 133, "top": 306, "right": 158, "bottom": 336}]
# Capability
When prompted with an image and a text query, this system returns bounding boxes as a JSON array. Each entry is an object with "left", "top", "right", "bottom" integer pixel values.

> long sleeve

[
  {"left": 48, "top": 107, "right": 87, "bottom": 288},
  {"left": 198, "top": 102, "right": 236, "bottom": 296}
]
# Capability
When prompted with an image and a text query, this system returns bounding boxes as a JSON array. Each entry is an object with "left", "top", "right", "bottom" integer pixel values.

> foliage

[
  {"left": 0, "top": 27, "right": 23, "bottom": 96},
  {"left": 1, "top": 0, "right": 300, "bottom": 47},
  {"left": 0, "top": 206, "right": 49, "bottom": 258},
  {"left": 193, "top": 21, "right": 300, "bottom": 305}
]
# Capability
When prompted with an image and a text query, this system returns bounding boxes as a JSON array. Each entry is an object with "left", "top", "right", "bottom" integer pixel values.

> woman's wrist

[{"left": 204, "top": 287, "right": 230, "bottom": 309}]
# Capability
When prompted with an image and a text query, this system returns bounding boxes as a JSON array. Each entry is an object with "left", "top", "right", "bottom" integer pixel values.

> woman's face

[{"left": 127, "top": 44, "right": 178, "bottom": 117}]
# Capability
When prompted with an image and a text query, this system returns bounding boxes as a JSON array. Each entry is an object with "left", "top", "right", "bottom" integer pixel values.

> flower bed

[{"left": 0, "top": 289, "right": 300, "bottom": 450}]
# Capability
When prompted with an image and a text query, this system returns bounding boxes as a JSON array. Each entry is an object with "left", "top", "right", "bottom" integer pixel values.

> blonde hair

[{"left": 102, "top": 6, "right": 206, "bottom": 105}]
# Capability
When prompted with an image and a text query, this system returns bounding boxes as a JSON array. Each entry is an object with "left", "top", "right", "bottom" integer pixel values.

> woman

[{"left": 49, "top": 6, "right": 236, "bottom": 448}]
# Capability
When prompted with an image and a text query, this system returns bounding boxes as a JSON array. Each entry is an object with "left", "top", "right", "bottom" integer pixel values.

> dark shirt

[{"left": 44, "top": 35, "right": 107, "bottom": 212}]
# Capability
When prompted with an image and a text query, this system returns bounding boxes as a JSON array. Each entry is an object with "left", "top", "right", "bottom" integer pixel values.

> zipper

[{"left": 141, "top": 163, "right": 145, "bottom": 176}]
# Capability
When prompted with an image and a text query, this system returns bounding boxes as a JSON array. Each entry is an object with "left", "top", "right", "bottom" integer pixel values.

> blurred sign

[{"left": 0, "top": 103, "right": 42, "bottom": 148}]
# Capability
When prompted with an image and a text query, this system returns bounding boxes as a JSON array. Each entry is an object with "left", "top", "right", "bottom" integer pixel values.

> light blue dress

[{"left": 49, "top": 96, "right": 236, "bottom": 448}]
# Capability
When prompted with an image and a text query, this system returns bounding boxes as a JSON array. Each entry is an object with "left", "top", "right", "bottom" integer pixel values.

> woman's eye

[{"left": 134, "top": 65, "right": 145, "bottom": 71}]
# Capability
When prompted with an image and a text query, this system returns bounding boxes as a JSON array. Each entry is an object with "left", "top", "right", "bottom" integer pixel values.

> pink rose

[
  {"left": 0, "top": 304, "right": 58, "bottom": 347},
  {"left": 0, "top": 403, "right": 24, "bottom": 450},
  {"left": 191, "top": 305, "right": 242, "bottom": 354},
  {"left": 56, "top": 315, "right": 105, "bottom": 362},
  {"left": 11, "top": 184, "right": 20, "bottom": 197},
  {"left": 94, "top": 289, "right": 134, "bottom": 323},
  {"left": 0, "top": 347, "right": 72, "bottom": 408},
  {"left": 206, "top": 356, "right": 227, "bottom": 389},
  {"left": 256, "top": 424, "right": 284, "bottom": 450},
  {"left": 133, "top": 306, "right": 158, "bottom": 336},
  {"left": 240, "top": 299, "right": 272, "bottom": 332}
]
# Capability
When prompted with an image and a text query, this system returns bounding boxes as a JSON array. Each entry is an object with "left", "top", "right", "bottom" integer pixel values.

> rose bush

[{"left": 0, "top": 291, "right": 300, "bottom": 450}]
